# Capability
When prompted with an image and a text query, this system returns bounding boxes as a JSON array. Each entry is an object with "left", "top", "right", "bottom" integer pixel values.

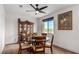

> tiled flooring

[{"left": 2, "top": 43, "right": 75, "bottom": 54}]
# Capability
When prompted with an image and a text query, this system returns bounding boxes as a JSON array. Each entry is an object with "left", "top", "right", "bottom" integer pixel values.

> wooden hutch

[{"left": 18, "top": 18, "right": 34, "bottom": 42}]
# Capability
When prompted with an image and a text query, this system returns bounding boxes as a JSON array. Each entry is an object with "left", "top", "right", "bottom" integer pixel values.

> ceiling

[{"left": 4, "top": 4, "right": 75, "bottom": 18}]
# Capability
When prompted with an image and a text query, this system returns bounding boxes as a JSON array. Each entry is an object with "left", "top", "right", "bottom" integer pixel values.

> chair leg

[
  {"left": 50, "top": 47, "right": 53, "bottom": 54},
  {"left": 18, "top": 48, "right": 22, "bottom": 54},
  {"left": 18, "top": 50, "right": 21, "bottom": 54}
]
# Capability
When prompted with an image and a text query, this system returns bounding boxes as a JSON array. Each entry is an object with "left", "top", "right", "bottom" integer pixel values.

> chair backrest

[
  {"left": 41, "top": 33, "right": 47, "bottom": 37},
  {"left": 46, "top": 33, "right": 54, "bottom": 45},
  {"left": 33, "top": 36, "right": 46, "bottom": 53},
  {"left": 51, "top": 34, "right": 54, "bottom": 46},
  {"left": 32, "top": 33, "right": 37, "bottom": 36}
]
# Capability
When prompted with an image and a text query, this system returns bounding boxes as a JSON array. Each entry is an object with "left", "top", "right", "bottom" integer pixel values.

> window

[{"left": 43, "top": 17, "right": 54, "bottom": 33}]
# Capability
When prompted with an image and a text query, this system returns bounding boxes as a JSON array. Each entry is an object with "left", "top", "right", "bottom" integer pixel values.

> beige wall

[
  {"left": 0, "top": 5, "right": 5, "bottom": 53},
  {"left": 54, "top": 5, "right": 79, "bottom": 53}
]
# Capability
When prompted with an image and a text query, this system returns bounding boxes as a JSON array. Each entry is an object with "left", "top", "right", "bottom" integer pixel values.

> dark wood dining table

[{"left": 28, "top": 35, "right": 49, "bottom": 43}]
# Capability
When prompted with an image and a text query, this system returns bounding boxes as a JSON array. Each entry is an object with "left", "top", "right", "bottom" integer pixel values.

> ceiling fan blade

[
  {"left": 39, "top": 10, "right": 46, "bottom": 13},
  {"left": 39, "top": 6, "right": 48, "bottom": 10},
  {"left": 30, "top": 4, "right": 36, "bottom": 10}
]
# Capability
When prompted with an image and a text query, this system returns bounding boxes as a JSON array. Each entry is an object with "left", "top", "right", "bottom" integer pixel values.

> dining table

[{"left": 28, "top": 35, "right": 49, "bottom": 43}]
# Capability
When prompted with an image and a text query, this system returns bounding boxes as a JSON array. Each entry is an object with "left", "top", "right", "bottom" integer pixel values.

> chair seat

[
  {"left": 45, "top": 43, "right": 51, "bottom": 48},
  {"left": 36, "top": 48, "right": 44, "bottom": 52},
  {"left": 21, "top": 42, "right": 32, "bottom": 49},
  {"left": 32, "top": 46, "right": 44, "bottom": 52}
]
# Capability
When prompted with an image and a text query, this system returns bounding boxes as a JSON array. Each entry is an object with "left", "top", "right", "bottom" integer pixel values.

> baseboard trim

[
  {"left": 53, "top": 44, "right": 78, "bottom": 54},
  {"left": 5, "top": 43, "right": 18, "bottom": 46}
]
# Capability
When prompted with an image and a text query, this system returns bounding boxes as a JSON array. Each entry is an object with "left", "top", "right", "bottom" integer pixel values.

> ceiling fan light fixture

[
  {"left": 35, "top": 11, "right": 39, "bottom": 15},
  {"left": 36, "top": 11, "right": 39, "bottom": 14}
]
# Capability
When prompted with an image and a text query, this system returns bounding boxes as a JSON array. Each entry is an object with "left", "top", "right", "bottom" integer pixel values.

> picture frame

[{"left": 58, "top": 11, "right": 72, "bottom": 30}]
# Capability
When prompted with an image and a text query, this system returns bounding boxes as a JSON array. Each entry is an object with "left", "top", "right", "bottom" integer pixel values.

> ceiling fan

[
  {"left": 29, "top": 4, "right": 48, "bottom": 15},
  {"left": 19, "top": 4, "right": 48, "bottom": 15}
]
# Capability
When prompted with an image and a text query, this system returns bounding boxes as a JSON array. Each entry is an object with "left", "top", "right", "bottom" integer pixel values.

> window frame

[{"left": 42, "top": 17, "right": 54, "bottom": 33}]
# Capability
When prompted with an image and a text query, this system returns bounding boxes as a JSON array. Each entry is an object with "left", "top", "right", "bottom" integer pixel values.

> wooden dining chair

[
  {"left": 18, "top": 34, "right": 32, "bottom": 54},
  {"left": 45, "top": 33, "right": 54, "bottom": 54},
  {"left": 32, "top": 37, "right": 46, "bottom": 54}
]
